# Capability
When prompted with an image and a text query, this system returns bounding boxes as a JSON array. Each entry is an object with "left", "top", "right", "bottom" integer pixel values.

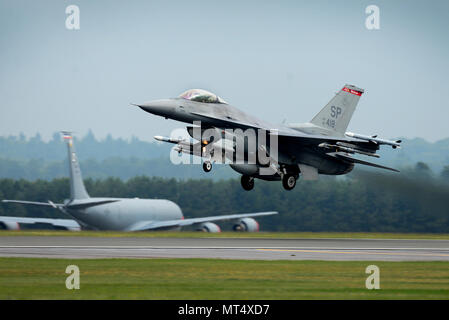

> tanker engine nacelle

[
  {"left": 197, "top": 222, "right": 221, "bottom": 233},
  {"left": 0, "top": 221, "right": 20, "bottom": 230},
  {"left": 233, "top": 218, "right": 259, "bottom": 232}
]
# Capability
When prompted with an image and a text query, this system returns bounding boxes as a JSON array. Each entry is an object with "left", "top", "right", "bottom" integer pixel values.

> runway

[{"left": 1, "top": 236, "right": 449, "bottom": 261}]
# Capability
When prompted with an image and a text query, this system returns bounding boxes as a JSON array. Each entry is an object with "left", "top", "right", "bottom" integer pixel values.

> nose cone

[{"left": 134, "top": 99, "right": 175, "bottom": 117}]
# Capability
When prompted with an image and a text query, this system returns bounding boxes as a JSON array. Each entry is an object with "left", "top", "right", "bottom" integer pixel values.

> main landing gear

[
  {"left": 202, "top": 161, "right": 212, "bottom": 172},
  {"left": 241, "top": 175, "right": 254, "bottom": 191},
  {"left": 240, "top": 173, "right": 297, "bottom": 191},
  {"left": 282, "top": 173, "right": 297, "bottom": 191}
]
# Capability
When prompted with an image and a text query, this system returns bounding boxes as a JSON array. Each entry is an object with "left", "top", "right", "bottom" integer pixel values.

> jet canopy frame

[{"left": 179, "top": 89, "right": 228, "bottom": 104}]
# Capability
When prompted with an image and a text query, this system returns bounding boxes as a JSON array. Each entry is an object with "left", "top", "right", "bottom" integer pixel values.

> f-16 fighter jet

[{"left": 135, "top": 85, "right": 401, "bottom": 191}]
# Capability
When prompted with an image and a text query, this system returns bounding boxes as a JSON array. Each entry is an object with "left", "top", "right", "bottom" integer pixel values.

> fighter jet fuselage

[{"left": 138, "top": 97, "right": 350, "bottom": 174}]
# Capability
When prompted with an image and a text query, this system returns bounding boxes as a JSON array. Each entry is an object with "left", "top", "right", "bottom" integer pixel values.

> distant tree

[
  {"left": 441, "top": 165, "right": 449, "bottom": 181},
  {"left": 84, "top": 129, "right": 96, "bottom": 142},
  {"left": 414, "top": 162, "right": 432, "bottom": 179},
  {"left": 415, "top": 162, "right": 430, "bottom": 171},
  {"left": 51, "top": 132, "right": 60, "bottom": 142},
  {"left": 29, "top": 133, "right": 42, "bottom": 143}
]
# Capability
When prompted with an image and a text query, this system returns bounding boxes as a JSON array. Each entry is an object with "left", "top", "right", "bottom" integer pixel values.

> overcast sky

[{"left": 1, "top": 0, "right": 448, "bottom": 142}]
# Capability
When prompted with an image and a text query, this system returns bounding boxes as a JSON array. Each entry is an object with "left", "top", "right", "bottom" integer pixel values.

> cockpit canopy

[{"left": 179, "top": 89, "right": 227, "bottom": 104}]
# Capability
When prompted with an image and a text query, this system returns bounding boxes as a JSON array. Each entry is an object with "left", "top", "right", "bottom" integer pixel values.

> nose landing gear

[
  {"left": 203, "top": 161, "right": 212, "bottom": 172},
  {"left": 282, "top": 173, "right": 297, "bottom": 190},
  {"left": 241, "top": 175, "right": 255, "bottom": 191}
]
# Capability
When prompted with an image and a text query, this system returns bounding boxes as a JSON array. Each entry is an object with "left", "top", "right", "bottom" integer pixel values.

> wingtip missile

[
  {"left": 154, "top": 135, "right": 167, "bottom": 142},
  {"left": 345, "top": 131, "right": 401, "bottom": 148},
  {"left": 154, "top": 135, "right": 186, "bottom": 144},
  {"left": 47, "top": 200, "right": 58, "bottom": 209}
]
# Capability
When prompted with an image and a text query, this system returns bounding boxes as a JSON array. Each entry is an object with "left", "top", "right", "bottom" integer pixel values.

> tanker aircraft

[
  {"left": 0, "top": 132, "right": 276, "bottom": 231},
  {"left": 135, "top": 85, "right": 401, "bottom": 191}
]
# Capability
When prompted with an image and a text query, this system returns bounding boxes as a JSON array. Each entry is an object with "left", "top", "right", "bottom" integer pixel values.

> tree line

[{"left": 1, "top": 164, "right": 448, "bottom": 233}]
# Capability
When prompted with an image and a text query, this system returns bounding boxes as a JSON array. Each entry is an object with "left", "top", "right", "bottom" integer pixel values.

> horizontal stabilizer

[
  {"left": 3, "top": 199, "right": 120, "bottom": 210},
  {"left": 2, "top": 200, "right": 63, "bottom": 207},
  {"left": 328, "top": 152, "right": 399, "bottom": 172}
]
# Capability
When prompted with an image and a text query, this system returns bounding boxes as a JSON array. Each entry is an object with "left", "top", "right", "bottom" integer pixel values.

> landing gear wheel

[
  {"left": 203, "top": 161, "right": 212, "bottom": 173},
  {"left": 282, "top": 174, "right": 296, "bottom": 190},
  {"left": 241, "top": 175, "right": 255, "bottom": 191}
]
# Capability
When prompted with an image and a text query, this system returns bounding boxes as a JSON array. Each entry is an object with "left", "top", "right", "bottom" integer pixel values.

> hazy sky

[{"left": 1, "top": 0, "right": 448, "bottom": 142}]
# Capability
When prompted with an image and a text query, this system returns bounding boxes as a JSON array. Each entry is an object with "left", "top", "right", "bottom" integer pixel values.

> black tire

[
  {"left": 241, "top": 175, "right": 255, "bottom": 191},
  {"left": 282, "top": 174, "right": 296, "bottom": 190},
  {"left": 203, "top": 161, "right": 212, "bottom": 172}
]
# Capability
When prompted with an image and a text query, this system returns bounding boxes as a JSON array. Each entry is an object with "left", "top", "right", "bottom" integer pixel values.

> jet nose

[{"left": 133, "top": 99, "right": 174, "bottom": 116}]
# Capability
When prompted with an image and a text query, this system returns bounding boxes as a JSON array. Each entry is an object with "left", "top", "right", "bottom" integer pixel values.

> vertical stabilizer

[
  {"left": 62, "top": 131, "right": 90, "bottom": 200},
  {"left": 310, "top": 84, "right": 364, "bottom": 134}
]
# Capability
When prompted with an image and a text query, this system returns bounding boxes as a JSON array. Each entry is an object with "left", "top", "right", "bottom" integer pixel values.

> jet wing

[
  {"left": 2, "top": 199, "right": 120, "bottom": 210},
  {"left": 273, "top": 129, "right": 377, "bottom": 148},
  {"left": 270, "top": 130, "right": 399, "bottom": 172},
  {"left": 0, "top": 215, "right": 81, "bottom": 231},
  {"left": 190, "top": 111, "right": 261, "bottom": 130},
  {"left": 2, "top": 200, "right": 64, "bottom": 207},
  {"left": 125, "top": 211, "right": 278, "bottom": 231}
]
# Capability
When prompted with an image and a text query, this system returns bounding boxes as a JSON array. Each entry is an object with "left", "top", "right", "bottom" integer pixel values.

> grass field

[
  {"left": 2, "top": 230, "right": 449, "bottom": 240},
  {"left": 0, "top": 257, "right": 448, "bottom": 299}
]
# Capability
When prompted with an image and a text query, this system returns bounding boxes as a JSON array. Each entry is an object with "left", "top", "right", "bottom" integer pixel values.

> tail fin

[
  {"left": 61, "top": 131, "right": 90, "bottom": 200},
  {"left": 310, "top": 84, "right": 364, "bottom": 134}
]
